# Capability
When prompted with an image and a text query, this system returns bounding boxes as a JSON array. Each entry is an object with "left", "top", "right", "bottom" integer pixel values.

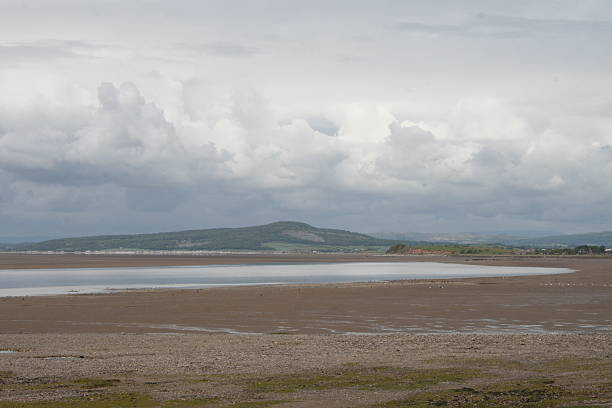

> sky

[{"left": 1, "top": 0, "right": 611, "bottom": 241}]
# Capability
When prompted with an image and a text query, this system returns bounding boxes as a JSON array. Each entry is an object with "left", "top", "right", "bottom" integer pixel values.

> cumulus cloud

[
  {"left": 3, "top": 76, "right": 612, "bottom": 237},
  {"left": 1, "top": 0, "right": 611, "bottom": 239},
  {"left": 2, "top": 76, "right": 612, "bottom": 238}
]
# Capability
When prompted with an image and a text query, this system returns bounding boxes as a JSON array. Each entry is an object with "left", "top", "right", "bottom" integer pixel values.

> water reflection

[{"left": 0, "top": 262, "right": 572, "bottom": 297}]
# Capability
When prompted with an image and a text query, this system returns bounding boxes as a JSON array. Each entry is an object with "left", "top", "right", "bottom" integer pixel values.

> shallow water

[{"left": 0, "top": 261, "right": 572, "bottom": 297}]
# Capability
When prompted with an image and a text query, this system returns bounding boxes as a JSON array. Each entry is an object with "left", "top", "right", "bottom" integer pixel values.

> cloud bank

[{"left": 0, "top": 0, "right": 611, "bottom": 240}]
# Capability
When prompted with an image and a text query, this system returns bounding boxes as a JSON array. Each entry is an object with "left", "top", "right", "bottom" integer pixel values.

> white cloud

[{"left": 0, "top": 1, "right": 611, "bottom": 238}]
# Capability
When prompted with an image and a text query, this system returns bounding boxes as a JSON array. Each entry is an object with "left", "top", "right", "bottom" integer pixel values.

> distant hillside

[
  {"left": 512, "top": 231, "right": 612, "bottom": 248},
  {"left": 386, "top": 243, "right": 515, "bottom": 256},
  {"left": 372, "top": 230, "right": 612, "bottom": 248},
  {"left": 371, "top": 231, "right": 527, "bottom": 245},
  {"left": 12, "top": 221, "right": 395, "bottom": 252},
  {"left": 0, "top": 242, "right": 28, "bottom": 251}
]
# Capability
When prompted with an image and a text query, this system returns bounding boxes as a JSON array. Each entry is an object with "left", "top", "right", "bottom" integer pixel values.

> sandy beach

[
  {"left": 0, "top": 253, "right": 610, "bottom": 406},
  {"left": 1, "top": 253, "right": 610, "bottom": 335}
]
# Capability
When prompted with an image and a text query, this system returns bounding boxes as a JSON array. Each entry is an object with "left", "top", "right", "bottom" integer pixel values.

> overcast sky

[{"left": 1, "top": 0, "right": 611, "bottom": 241}]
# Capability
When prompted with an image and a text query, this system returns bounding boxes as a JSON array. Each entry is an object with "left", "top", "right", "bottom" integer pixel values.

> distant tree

[
  {"left": 573, "top": 245, "right": 606, "bottom": 255},
  {"left": 386, "top": 244, "right": 408, "bottom": 254}
]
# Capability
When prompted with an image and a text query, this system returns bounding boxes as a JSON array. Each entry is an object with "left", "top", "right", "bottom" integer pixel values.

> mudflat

[
  {"left": 0, "top": 252, "right": 404, "bottom": 270},
  {"left": 0, "top": 253, "right": 610, "bottom": 407},
  {"left": 0, "top": 254, "right": 610, "bottom": 334}
]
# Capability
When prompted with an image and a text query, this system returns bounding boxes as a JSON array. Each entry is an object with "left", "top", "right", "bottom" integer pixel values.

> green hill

[{"left": 12, "top": 221, "right": 395, "bottom": 252}]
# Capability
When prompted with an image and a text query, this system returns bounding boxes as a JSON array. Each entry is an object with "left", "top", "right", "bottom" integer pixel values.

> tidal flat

[{"left": 0, "top": 254, "right": 611, "bottom": 406}]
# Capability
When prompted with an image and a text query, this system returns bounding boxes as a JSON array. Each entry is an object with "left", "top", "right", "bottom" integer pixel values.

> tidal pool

[{"left": 0, "top": 261, "right": 572, "bottom": 297}]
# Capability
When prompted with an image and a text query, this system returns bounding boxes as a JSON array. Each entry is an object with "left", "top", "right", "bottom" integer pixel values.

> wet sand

[
  {"left": 0, "top": 252, "right": 404, "bottom": 270},
  {"left": 0, "top": 253, "right": 610, "bottom": 406},
  {"left": 0, "top": 254, "right": 610, "bottom": 334}
]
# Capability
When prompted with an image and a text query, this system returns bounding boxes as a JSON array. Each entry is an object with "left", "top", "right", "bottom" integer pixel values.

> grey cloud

[
  {"left": 125, "top": 186, "right": 190, "bottom": 212},
  {"left": 205, "top": 42, "right": 257, "bottom": 57},
  {"left": 176, "top": 42, "right": 256, "bottom": 57},
  {"left": 1, "top": 1, "right": 612, "bottom": 237},
  {"left": 304, "top": 116, "right": 339, "bottom": 136},
  {"left": 0, "top": 40, "right": 108, "bottom": 62},
  {"left": 0, "top": 44, "right": 76, "bottom": 61},
  {"left": 0, "top": 81, "right": 225, "bottom": 193},
  {"left": 2, "top": 81, "right": 611, "bottom": 236},
  {"left": 394, "top": 13, "right": 612, "bottom": 39},
  {"left": 469, "top": 146, "right": 520, "bottom": 171},
  {"left": 386, "top": 123, "right": 435, "bottom": 148},
  {"left": 393, "top": 22, "right": 463, "bottom": 35},
  {"left": 476, "top": 13, "right": 612, "bottom": 35}
]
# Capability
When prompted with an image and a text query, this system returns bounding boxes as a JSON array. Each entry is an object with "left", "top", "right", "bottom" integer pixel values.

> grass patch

[
  {"left": 0, "top": 392, "right": 157, "bottom": 408},
  {"left": 537, "top": 358, "right": 612, "bottom": 375},
  {"left": 225, "top": 401, "right": 290, "bottom": 408},
  {"left": 0, "top": 371, "right": 15, "bottom": 379},
  {"left": 68, "top": 378, "right": 121, "bottom": 389},
  {"left": 432, "top": 356, "right": 612, "bottom": 379},
  {"left": 0, "top": 394, "right": 221, "bottom": 408},
  {"left": 9, "top": 378, "right": 122, "bottom": 391},
  {"left": 440, "top": 358, "right": 528, "bottom": 371},
  {"left": 374, "top": 379, "right": 607, "bottom": 407},
  {"left": 249, "top": 366, "right": 479, "bottom": 393},
  {"left": 161, "top": 397, "right": 220, "bottom": 407},
  {"left": 189, "top": 373, "right": 235, "bottom": 384}
]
